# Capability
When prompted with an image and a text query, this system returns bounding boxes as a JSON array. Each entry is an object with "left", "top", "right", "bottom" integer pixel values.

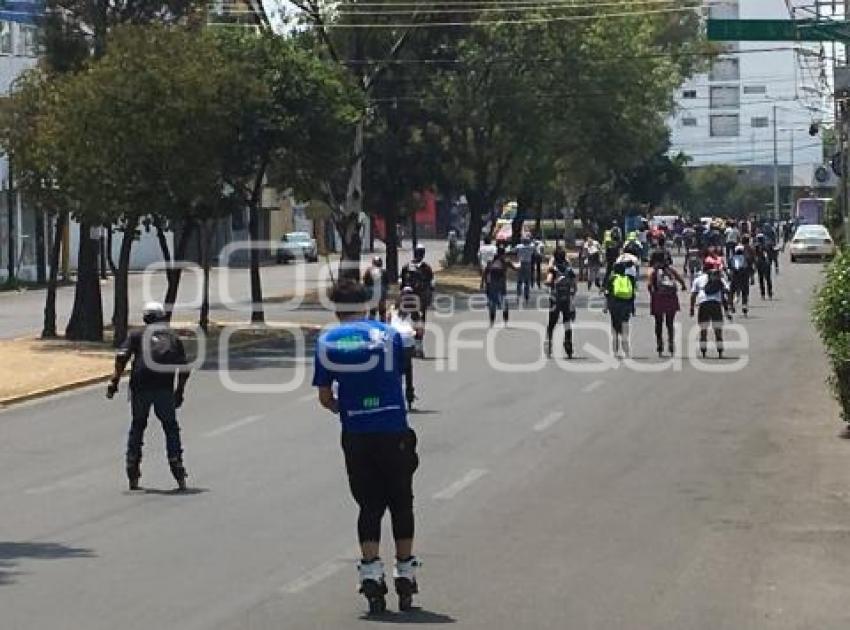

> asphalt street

[
  {"left": 0, "top": 240, "right": 443, "bottom": 339},
  {"left": 2, "top": 255, "right": 850, "bottom": 629}
]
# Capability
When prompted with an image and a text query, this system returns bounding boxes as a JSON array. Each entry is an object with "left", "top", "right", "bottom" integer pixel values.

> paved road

[
  {"left": 0, "top": 240, "right": 444, "bottom": 339},
  {"left": 2, "top": 257, "right": 850, "bottom": 629}
]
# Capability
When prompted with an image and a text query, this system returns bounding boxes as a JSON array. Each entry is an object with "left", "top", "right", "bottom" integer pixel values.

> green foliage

[
  {"left": 675, "top": 165, "right": 773, "bottom": 218},
  {"left": 813, "top": 249, "right": 850, "bottom": 421}
]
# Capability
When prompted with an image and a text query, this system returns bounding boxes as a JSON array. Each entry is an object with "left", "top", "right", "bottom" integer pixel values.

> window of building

[
  {"left": 710, "top": 114, "right": 740, "bottom": 137},
  {"left": 682, "top": 89, "right": 697, "bottom": 99},
  {"left": 751, "top": 116, "right": 769, "bottom": 128},
  {"left": 710, "top": 85, "right": 740, "bottom": 109},
  {"left": 710, "top": 58, "right": 740, "bottom": 82},
  {"left": 0, "top": 22, "right": 11, "bottom": 55},
  {"left": 17, "top": 25, "right": 37, "bottom": 57},
  {"left": 682, "top": 117, "right": 698, "bottom": 127},
  {"left": 709, "top": 1, "right": 739, "bottom": 19},
  {"left": 743, "top": 85, "right": 767, "bottom": 95}
]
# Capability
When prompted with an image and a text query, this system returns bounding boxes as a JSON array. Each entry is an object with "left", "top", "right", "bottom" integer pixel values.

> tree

[{"left": 215, "top": 31, "right": 363, "bottom": 321}]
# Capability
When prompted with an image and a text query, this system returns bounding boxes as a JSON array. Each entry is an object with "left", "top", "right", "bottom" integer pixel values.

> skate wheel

[{"left": 367, "top": 596, "right": 387, "bottom": 615}]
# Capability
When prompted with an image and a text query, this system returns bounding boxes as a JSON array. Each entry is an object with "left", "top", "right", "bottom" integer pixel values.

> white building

[
  {"left": 0, "top": 5, "right": 41, "bottom": 282},
  {"left": 669, "top": 0, "right": 832, "bottom": 190}
]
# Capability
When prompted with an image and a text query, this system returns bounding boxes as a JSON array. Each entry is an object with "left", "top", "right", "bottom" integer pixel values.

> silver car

[
  {"left": 789, "top": 224, "right": 835, "bottom": 262},
  {"left": 277, "top": 231, "right": 318, "bottom": 263}
]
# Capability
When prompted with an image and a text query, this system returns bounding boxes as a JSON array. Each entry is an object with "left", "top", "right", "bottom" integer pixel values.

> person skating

[
  {"left": 390, "top": 287, "right": 419, "bottom": 411},
  {"left": 482, "top": 241, "right": 511, "bottom": 327},
  {"left": 545, "top": 247, "right": 577, "bottom": 358},
  {"left": 690, "top": 264, "right": 733, "bottom": 359},
  {"left": 728, "top": 244, "right": 751, "bottom": 317},
  {"left": 605, "top": 261, "right": 636, "bottom": 358},
  {"left": 313, "top": 280, "right": 420, "bottom": 614},
  {"left": 514, "top": 235, "right": 535, "bottom": 305},
  {"left": 583, "top": 235, "right": 603, "bottom": 290},
  {"left": 400, "top": 245, "right": 434, "bottom": 358},
  {"left": 106, "top": 302, "right": 191, "bottom": 491},
  {"left": 648, "top": 251, "right": 687, "bottom": 357},
  {"left": 754, "top": 236, "right": 774, "bottom": 300},
  {"left": 533, "top": 236, "right": 545, "bottom": 288},
  {"left": 364, "top": 256, "right": 389, "bottom": 322}
]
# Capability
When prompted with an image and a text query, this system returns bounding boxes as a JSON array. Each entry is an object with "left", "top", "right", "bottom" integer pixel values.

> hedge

[{"left": 813, "top": 248, "right": 850, "bottom": 422}]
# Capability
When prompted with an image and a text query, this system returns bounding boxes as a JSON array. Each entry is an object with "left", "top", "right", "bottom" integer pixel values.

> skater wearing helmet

[
  {"left": 690, "top": 263, "right": 732, "bottom": 359},
  {"left": 400, "top": 245, "right": 434, "bottom": 358},
  {"left": 648, "top": 250, "right": 687, "bottom": 357},
  {"left": 545, "top": 247, "right": 577, "bottom": 358},
  {"left": 728, "top": 244, "right": 751, "bottom": 317},
  {"left": 313, "top": 280, "right": 420, "bottom": 614},
  {"left": 363, "top": 256, "right": 389, "bottom": 322},
  {"left": 106, "top": 302, "right": 191, "bottom": 491}
]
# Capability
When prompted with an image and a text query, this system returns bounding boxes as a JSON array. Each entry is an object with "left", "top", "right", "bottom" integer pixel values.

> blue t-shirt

[{"left": 312, "top": 319, "right": 409, "bottom": 434}]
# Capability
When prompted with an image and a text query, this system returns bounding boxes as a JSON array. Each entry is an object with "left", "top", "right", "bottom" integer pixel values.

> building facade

[
  {"left": 669, "top": 0, "right": 831, "bottom": 192},
  {"left": 0, "top": 3, "right": 42, "bottom": 282}
]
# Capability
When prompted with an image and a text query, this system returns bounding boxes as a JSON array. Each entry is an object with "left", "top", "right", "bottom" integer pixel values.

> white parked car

[
  {"left": 789, "top": 224, "right": 835, "bottom": 262},
  {"left": 277, "top": 232, "right": 318, "bottom": 263}
]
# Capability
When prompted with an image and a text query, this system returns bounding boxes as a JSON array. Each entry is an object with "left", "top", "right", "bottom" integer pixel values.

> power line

[{"left": 287, "top": 4, "right": 700, "bottom": 29}]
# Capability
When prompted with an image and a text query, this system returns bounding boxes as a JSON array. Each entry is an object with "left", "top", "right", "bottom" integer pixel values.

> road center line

[
  {"left": 534, "top": 411, "right": 564, "bottom": 433},
  {"left": 582, "top": 379, "right": 605, "bottom": 394},
  {"left": 433, "top": 468, "right": 488, "bottom": 500},
  {"left": 281, "top": 559, "right": 347, "bottom": 595},
  {"left": 205, "top": 414, "right": 265, "bottom": 438}
]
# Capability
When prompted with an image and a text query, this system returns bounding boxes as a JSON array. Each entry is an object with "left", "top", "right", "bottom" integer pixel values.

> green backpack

[{"left": 612, "top": 274, "right": 634, "bottom": 300}]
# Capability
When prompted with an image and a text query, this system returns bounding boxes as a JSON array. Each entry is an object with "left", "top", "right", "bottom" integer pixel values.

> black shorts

[
  {"left": 697, "top": 301, "right": 724, "bottom": 324},
  {"left": 341, "top": 430, "right": 419, "bottom": 511}
]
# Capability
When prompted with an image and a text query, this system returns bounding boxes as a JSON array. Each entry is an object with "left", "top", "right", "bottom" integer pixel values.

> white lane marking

[
  {"left": 281, "top": 559, "right": 347, "bottom": 595},
  {"left": 433, "top": 468, "right": 488, "bottom": 500},
  {"left": 25, "top": 468, "right": 104, "bottom": 495},
  {"left": 534, "top": 411, "right": 564, "bottom": 433},
  {"left": 582, "top": 379, "right": 605, "bottom": 394},
  {"left": 297, "top": 392, "right": 316, "bottom": 403},
  {"left": 204, "top": 414, "right": 265, "bottom": 438}
]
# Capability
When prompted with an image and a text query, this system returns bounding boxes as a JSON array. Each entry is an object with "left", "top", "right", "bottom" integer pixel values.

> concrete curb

[{"left": 0, "top": 323, "right": 325, "bottom": 409}]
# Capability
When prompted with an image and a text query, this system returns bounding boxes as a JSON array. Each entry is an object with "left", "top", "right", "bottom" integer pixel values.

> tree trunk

[
  {"left": 162, "top": 219, "right": 195, "bottom": 317},
  {"left": 335, "top": 212, "right": 362, "bottom": 281},
  {"left": 112, "top": 219, "right": 138, "bottom": 347},
  {"left": 41, "top": 210, "right": 66, "bottom": 339},
  {"left": 99, "top": 234, "right": 108, "bottom": 280},
  {"left": 198, "top": 220, "right": 212, "bottom": 333},
  {"left": 105, "top": 226, "right": 117, "bottom": 274},
  {"left": 65, "top": 221, "right": 104, "bottom": 341},
  {"left": 385, "top": 193, "right": 400, "bottom": 284},
  {"left": 35, "top": 209, "right": 46, "bottom": 284},
  {"left": 462, "top": 191, "right": 487, "bottom": 265}
]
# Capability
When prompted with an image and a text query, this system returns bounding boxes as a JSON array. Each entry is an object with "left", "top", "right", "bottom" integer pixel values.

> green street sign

[{"left": 707, "top": 19, "right": 850, "bottom": 42}]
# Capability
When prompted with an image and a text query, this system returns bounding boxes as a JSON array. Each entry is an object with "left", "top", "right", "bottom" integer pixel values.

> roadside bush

[{"left": 813, "top": 248, "right": 850, "bottom": 422}]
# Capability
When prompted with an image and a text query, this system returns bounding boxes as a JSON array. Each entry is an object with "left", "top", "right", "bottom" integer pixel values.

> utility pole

[
  {"left": 773, "top": 104, "right": 780, "bottom": 222},
  {"left": 6, "top": 158, "right": 14, "bottom": 282}
]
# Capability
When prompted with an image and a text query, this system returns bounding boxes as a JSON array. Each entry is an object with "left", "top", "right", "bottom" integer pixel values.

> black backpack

[
  {"left": 552, "top": 266, "right": 574, "bottom": 304},
  {"left": 704, "top": 272, "right": 723, "bottom": 295},
  {"left": 655, "top": 268, "right": 677, "bottom": 294},
  {"left": 405, "top": 262, "right": 426, "bottom": 294},
  {"left": 139, "top": 329, "right": 183, "bottom": 375}
]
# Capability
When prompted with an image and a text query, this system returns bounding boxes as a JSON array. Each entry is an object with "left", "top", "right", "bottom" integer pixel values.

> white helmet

[{"left": 142, "top": 301, "right": 166, "bottom": 324}]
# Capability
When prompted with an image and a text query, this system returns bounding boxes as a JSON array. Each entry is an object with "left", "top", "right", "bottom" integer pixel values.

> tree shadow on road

[
  {"left": 359, "top": 606, "right": 456, "bottom": 624},
  {"left": 0, "top": 541, "right": 95, "bottom": 586}
]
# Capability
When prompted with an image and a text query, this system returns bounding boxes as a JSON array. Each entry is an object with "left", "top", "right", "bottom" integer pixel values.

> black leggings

[
  {"left": 342, "top": 430, "right": 419, "bottom": 544},
  {"left": 757, "top": 266, "right": 773, "bottom": 298},
  {"left": 547, "top": 303, "right": 574, "bottom": 353},
  {"left": 403, "top": 348, "right": 415, "bottom": 404},
  {"left": 654, "top": 312, "right": 675, "bottom": 349}
]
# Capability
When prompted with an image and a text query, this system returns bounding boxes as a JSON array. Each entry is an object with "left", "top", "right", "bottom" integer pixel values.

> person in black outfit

[
  {"left": 107, "top": 302, "right": 191, "bottom": 491},
  {"left": 545, "top": 247, "right": 577, "bottom": 358}
]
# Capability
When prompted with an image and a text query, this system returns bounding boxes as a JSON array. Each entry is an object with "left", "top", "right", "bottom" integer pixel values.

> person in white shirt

[
  {"left": 390, "top": 287, "right": 419, "bottom": 410},
  {"left": 478, "top": 237, "right": 498, "bottom": 272},
  {"left": 724, "top": 222, "right": 740, "bottom": 261},
  {"left": 689, "top": 264, "right": 732, "bottom": 359},
  {"left": 514, "top": 235, "right": 535, "bottom": 304},
  {"left": 583, "top": 236, "right": 602, "bottom": 290}
]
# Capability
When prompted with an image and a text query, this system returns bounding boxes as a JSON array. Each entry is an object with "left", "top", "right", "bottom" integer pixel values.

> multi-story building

[
  {"left": 669, "top": 0, "right": 832, "bottom": 195},
  {"left": 0, "top": 2, "right": 42, "bottom": 282}
]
